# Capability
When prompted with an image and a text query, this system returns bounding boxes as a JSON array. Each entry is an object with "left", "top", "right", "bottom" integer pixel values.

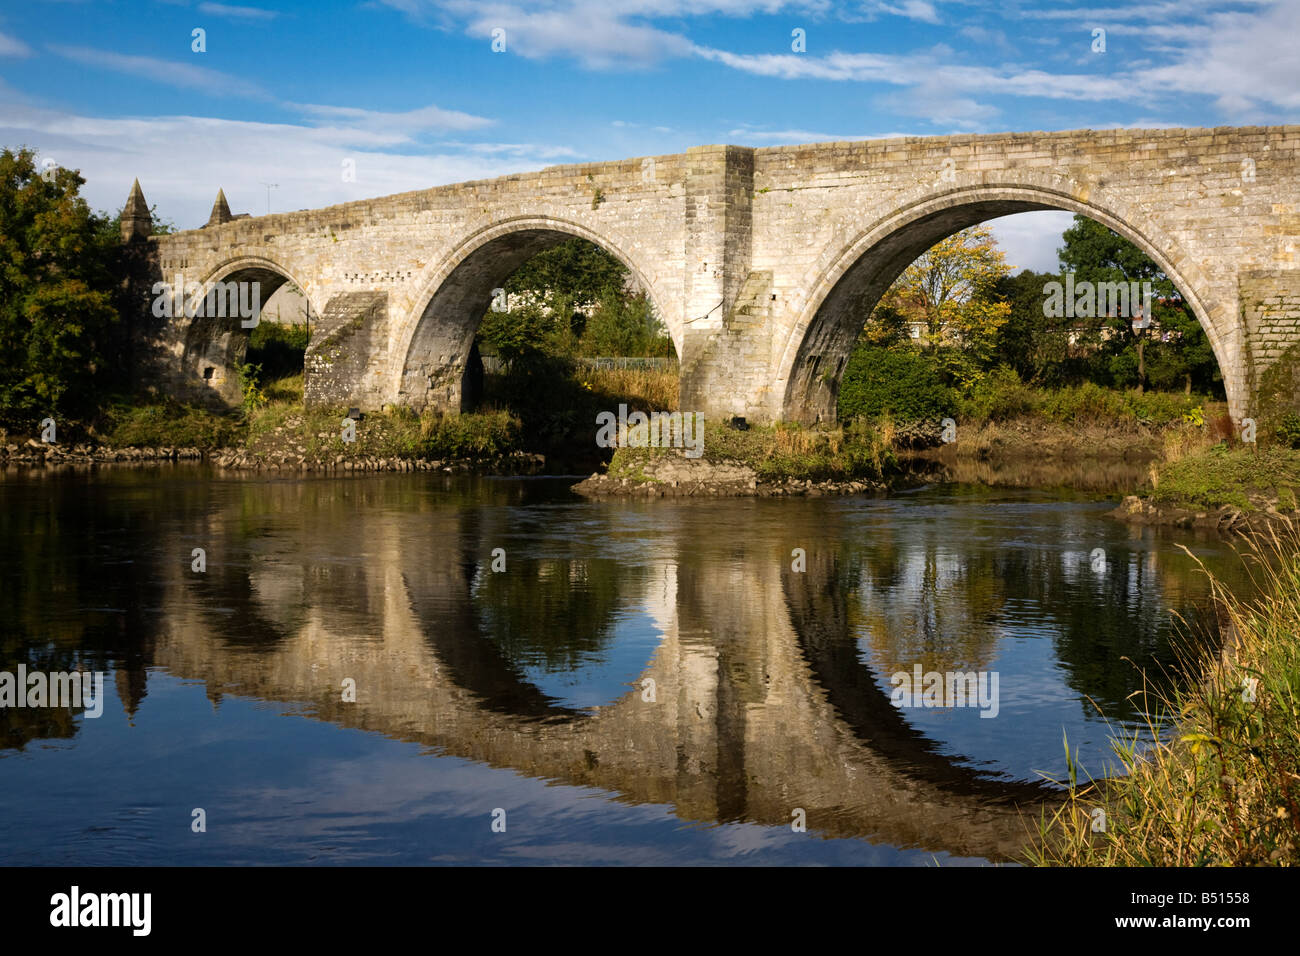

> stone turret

[
  {"left": 120, "top": 178, "right": 152, "bottom": 243},
  {"left": 206, "top": 188, "right": 233, "bottom": 227}
]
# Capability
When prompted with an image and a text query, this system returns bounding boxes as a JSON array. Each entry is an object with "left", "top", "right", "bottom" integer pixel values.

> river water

[{"left": 0, "top": 465, "right": 1255, "bottom": 865}]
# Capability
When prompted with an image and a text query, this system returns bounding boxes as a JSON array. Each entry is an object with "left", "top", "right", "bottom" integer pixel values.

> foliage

[
  {"left": 504, "top": 237, "right": 628, "bottom": 310},
  {"left": 1057, "top": 215, "right": 1221, "bottom": 395},
  {"left": 578, "top": 289, "right": 672, "bottom": 357},
  {"left": 0, "top": 147, "right": 121, "bottom": 426},
  {"left": 417, "top": 408, "right": 521, "bottom": 458},
  {"left": 874, "top": 224, "right": 1012, "bottom": 361},
  {"left": 609, "top": 417, "right": 897, "bottom": 483},
  {"left": 1028, "top": 528, "right": 1300, "bottom": 866},
  {"left": 246, "top": 321, "right": 308, "bottom": 380},
  {"left": 991, "top": 269, "right": 1096, "bottom": 386},
  {"left": 837, "top": 343, "right": 954, "bottom": 424},
  {"left": 1277, "top": 412, "right": 1300, "bottom": 450},
  {"left": 478, "top": 302, "right": 565, "bottom": 368},
  {"left": 101, "top": 397, "right": 241, "bottom": 449},
  {"left": 1150, "top": 444, "right": 1300, "bottom": 511},
  {"left": 236, "top": 362, "right": 266, "bottom": 413}
]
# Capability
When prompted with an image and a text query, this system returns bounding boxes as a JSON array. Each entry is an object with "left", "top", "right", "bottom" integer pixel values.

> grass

[
  {"left": 94, "top": 371, "right": 522, "bottom": 463},
  {"left": 1027, "top": 526, "right": 1300, "bottom": 866},
  {"left": 242, "top": 399, "right": 522, "bottom": 462},
  {"left": 957, "top": 378, "right": 1218, "bottom": 430},
  {"left": 100, "top": 396, "right": 242, "bottom": 450},
  {"left": 1149, "top": 443, "right": 1300, "bottom": 512},
  {"left": 608, "top": 417, "right": 897, "bottom": 483}
]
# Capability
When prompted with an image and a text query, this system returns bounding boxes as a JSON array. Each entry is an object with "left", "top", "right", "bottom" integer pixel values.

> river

[{"left": 0, "top": 465, "right": 1255, "bottom": 865}]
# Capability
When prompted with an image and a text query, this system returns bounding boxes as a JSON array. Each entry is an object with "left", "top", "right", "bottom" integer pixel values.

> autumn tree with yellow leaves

[{"left": 874, "top": 224, "right": 1012, "bottom": 361}]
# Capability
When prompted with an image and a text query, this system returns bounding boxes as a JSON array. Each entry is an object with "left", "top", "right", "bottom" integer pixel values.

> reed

[{"left": 1026, "top": 523, "right": 1300, "bottom": 866}]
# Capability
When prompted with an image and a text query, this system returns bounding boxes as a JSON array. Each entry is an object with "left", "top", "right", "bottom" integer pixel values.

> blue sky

[{"left": 2, "top": 0, "right": 1297, "bottom": 271}]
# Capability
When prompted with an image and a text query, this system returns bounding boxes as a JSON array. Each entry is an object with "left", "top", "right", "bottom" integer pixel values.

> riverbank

[
  {"left": 573, "top": 418, "right": 896, "bottom": 498},
  {"left": 1028, "top": 529, "right": 1300, "bottom": 866},
  {"left": 1109, "top": 444, "right": 1300, "bottom": 533}
]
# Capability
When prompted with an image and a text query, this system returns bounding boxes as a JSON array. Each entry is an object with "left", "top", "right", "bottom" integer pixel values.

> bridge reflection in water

[{"left": 2, "top": 472, "right": 1237, "bottom": 863}]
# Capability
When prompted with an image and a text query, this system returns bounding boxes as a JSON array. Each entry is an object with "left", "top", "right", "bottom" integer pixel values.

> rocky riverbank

[
  {"left": 208, "top": 448, "right": 546, "bottom": 474},
  {"left": 1, "top": 440, "right": 205, "bottom": 465},
  {"left": 1110, "top": 493, "right": 1295, "bottom": 534},
  {"left": 0, "top": 439, "right": 547, "bottom": 475}
]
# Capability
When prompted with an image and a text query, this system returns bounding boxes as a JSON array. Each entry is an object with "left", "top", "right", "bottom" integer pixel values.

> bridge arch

[
  {"left": 774, "top": 183, "right": 1240, "bottom": 424},
  {"left": 391, "top": 216, "right": 674, "bottom": 413},
  {"left": 183, "top": 256, "right": 317, "bottom": 407}
]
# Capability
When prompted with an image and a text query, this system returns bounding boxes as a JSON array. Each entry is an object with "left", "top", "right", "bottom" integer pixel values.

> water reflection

[{"left": 0, "top": 468, "right": 1250, "bottom": 864}]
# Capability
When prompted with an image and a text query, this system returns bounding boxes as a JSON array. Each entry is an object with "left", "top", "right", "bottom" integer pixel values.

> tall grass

[
  {"left": 1027, "top": 524, "right": 1300, "bottom": 866},
  {"left": 579, "top": 365, "right": 678, "bottom": 410}
]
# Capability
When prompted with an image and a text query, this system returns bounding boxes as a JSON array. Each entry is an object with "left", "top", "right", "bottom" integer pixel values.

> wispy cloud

[
  {"left": 0, "top": 30, "right": 32, "bottom": 57},
  {"left": 197, "top": 2, "right": 280, "bottom": 21},
  {"left": 47, "top": 45, "right": 269, "bottom": 99},
  {"left": 0, "top": 104, "right": 558, "bottom": 229},
  {"left": 291, "top": 102, "right": 497, "bottom": 136},
  {"left": 725, "top": 125, "right": 912, "bottom": 143}
]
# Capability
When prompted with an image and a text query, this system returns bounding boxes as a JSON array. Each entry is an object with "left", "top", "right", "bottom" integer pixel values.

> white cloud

[
  {"left": 985, "top": 210, "right": 1074, "bottom": 275},
  {"left": 0, "top": 30, "right": 32, "bottom": 57},
  {"left": 290, "top": 102, "right": 496, "bottom": 136},
  {"left": 725, "top": 125, "right": 912, "bottom": 142},
  {"left": 1140, "top": 1, "right": 1300, "bottom": 116},
  {"left": 695, "top": 45, "right": 1140, "bottom": 103},
  {"left": 48, "top": 45, "right": 269, "bottom": 100},
  {"left": 197, "top": 2, "right": 280, "bottom": 20},
  {"left": 0, "top": 105, "right": 564, "bottom": 230},
  {"left": 872, "top": 1, "right": 941, "bottom": 24}
]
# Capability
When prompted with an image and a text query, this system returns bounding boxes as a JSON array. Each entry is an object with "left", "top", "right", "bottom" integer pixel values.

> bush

[
  {"left": 419, "top": 409, "right": 521, "bottom": 459},
  {"left": 1276, "top": 412, "right": 1300, "bottom": 449},
  {"left": 959, "top": 366, "right": 1040, "bottom": 421},
  {"left": 102, "top": 398, "right": 241, "bottom": 449},
  {"left": 838, "top": 344, "right": 954, "bottom": 424},
  {"left": 246, "top": 322, "right": 308, "bottom": 381}
]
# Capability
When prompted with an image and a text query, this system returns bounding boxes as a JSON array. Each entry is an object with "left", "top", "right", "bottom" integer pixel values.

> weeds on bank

[
  {"left": 609, "top": 417, "right": 897, "bottom": 483},
  {"left": 1150, "top": 444, "right": 1300, "bottom": 512},
  {"left": 1027, "top": 526, "right": 1300, "bottom": 866}
]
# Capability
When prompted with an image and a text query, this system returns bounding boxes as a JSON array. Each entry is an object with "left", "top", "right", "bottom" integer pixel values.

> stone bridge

[{"left": 124, "top": 125, "right": 1300, "bottom": 424}]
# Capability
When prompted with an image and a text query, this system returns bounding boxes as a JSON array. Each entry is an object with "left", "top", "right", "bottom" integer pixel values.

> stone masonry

[{"left": 125, "top": 125, "right": 1300, "bottom": 424}]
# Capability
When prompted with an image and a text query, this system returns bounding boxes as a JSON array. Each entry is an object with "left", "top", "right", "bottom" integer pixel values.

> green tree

[
  {"left": 0, "top": 148, "right": 120, "bottom": 426},
  {"left": 505, "top": 237, "right": 627, "bottom": 310},
  {"left": 1057, "top": 215, "right": 1220, "bottom": 395},
  {"left": 992, "top": 269, "right": 1096, "bottom": 386},
  {"left": 579, "top": 289, "right": 671, "bottom": 357}
]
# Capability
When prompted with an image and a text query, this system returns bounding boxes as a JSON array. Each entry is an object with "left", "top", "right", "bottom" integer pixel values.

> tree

[
  {"left": 505, "top": 237, "right": 627, "bottom": 310},
  {"left": 579, "top": 289, "right": 671, "bottom": 357},
  {"left": 1056, "top": 215, "right": 1220, "bottom": 395},
  {"left": 0, "top": 148, "right": 120, "bottom": 427},
  {"left": 875, "top": 225, "right": 1012, "bottom": 363},
  {"left": 992, "top": 269, "right": 1096, "bottom": 386}
]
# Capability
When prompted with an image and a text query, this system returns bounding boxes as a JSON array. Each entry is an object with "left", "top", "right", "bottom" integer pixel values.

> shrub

[
  {"left": 418, "top": 409, "right": 521, "bottom": 459},
  {"left": 959, "top": 366, "right": 1040, "bottom": 421},
  {"left": 838, "top": 344, "right": 954, "bottom": 424},
  {"left": 1276, "top": 412, "right": 1300, "bottom": 449}
]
